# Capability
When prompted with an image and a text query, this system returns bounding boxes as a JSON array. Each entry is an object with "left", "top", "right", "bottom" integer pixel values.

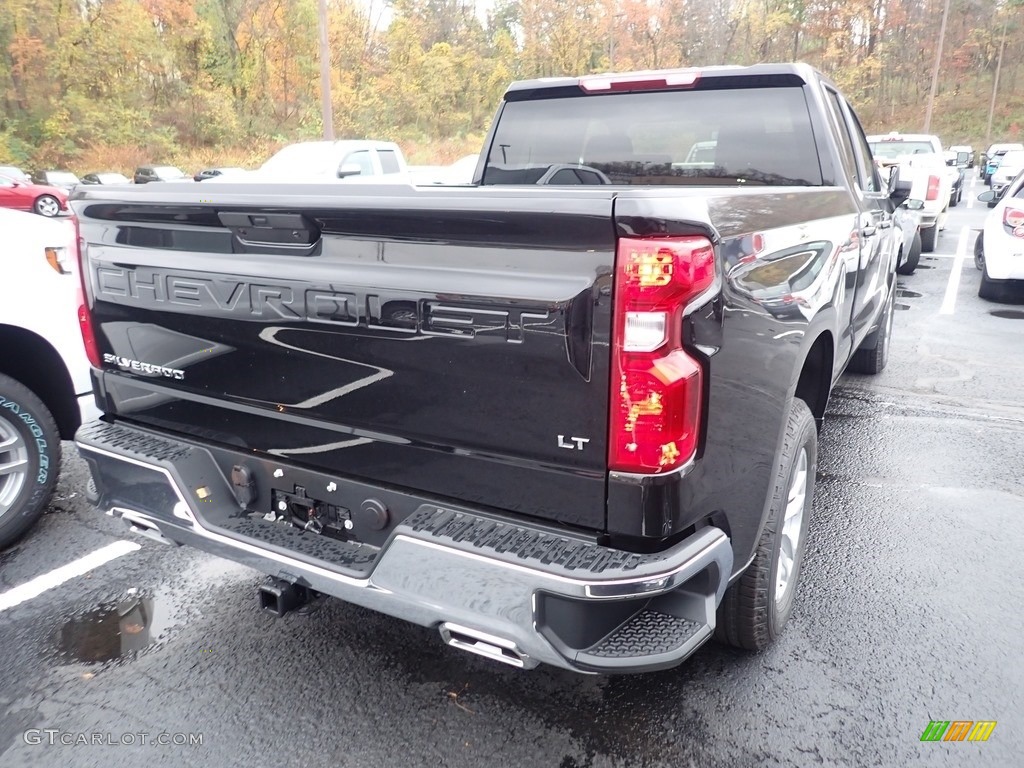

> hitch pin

[{"left": 303, "top": 518, "right": 323, "bottom": 535}]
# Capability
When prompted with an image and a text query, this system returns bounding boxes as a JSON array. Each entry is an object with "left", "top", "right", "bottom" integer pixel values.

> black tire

[
  {"left": 0, "top": 373, "right": 61, "bottom": 549},
  {"left": 974, "top": 233, "right": 985, "bottom": 272},
  {"left": 847, "top": 285, "right": 894, "bottom": 375},
  {"left": 978, "top": 264, "right": 1003, "bottom": 301},
  {"left": 920, "top": 225, "right": 938, "bottom": 253},
  {"left": 949, "top": 189, "right": 958, "bottom": 208},
  {"left": 715, "top": 398, "right": 816, "bottom": 651},
  {"left": 33, "top": 195, "right": 61, "bottom": 217},
  {"left": 897, "top": 231, "right": 922, "bottom": 275}
]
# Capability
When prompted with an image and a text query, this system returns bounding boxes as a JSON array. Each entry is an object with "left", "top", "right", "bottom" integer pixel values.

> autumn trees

[{"left": 0, "top": 0, "right": 1021, "bottom": 170}]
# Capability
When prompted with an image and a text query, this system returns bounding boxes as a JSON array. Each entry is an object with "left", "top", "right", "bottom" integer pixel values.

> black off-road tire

[
  {"left": 896, "top": 231, "right": 922, "bottom": 275},
  {"left": 920, "top": 225, "right": 938, "bottom": 253},
  {"left": 0, "top": 373, "right": 61, "bottom": 549},
  {"left": 715, "top": 398, "right": 817, "bottom": 651}
]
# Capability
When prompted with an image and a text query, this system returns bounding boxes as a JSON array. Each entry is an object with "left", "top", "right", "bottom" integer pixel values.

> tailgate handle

[{"left": 218, "top": 211, "right": 322, "bottom": 255}]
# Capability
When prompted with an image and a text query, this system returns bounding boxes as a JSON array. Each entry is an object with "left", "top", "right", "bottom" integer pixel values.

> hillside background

[{"left": 1, "top": 0, "right": 1022, "bottom": 172}]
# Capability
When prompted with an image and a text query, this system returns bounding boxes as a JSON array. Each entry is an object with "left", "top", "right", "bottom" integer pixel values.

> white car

[
  {"left": 0, "top": 209, "right": 99, "bottom": 548},
  {"left": 868, "top": 132, "right": 955, "bottom": 253},
  {"left": 976, "top": 169, "right": 1024, "bottom": 300},
  {"left": 988, "top": 150, "right": 1024, "bottom": 200}
]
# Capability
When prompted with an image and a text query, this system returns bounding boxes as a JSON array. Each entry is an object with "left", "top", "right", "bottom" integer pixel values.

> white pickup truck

[
  {"left": 218, "top": 140, "right": 410, "bottom": 181},
  {"left": 867, "top": 132, "right": 956, "bottom": 252},
  {"left": 0, "top": 209, "right": 99, "bottom": 548}
]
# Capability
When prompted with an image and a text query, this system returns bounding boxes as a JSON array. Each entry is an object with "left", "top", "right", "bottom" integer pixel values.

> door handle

[
  {"left": 860, "top": 225, "right": 877, "bottom": 237},
  {"left": 879, "top": 220, "right": 892, "bottom": 229}
]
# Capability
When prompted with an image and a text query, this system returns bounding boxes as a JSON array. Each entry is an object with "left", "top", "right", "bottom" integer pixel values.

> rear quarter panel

[{"left": 607, "top": 187, "right": 858, "bottom": 568}]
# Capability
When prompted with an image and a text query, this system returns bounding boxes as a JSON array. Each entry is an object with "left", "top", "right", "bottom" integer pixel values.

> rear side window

[
  {"left": 483, "top": 86, "right": 823, "bottom": 186},
  {"left": 379, "top": 150, "right": 402, "bottom": 173}
]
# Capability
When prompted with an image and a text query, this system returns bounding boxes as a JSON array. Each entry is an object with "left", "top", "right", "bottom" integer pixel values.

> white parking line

[
  {"left": 0, "top": 540, "right": 141, "bottom": 612},
  {"left": 939, "top": 227, "right": 970, "bottom": 315},
  {"left": 967, "top": 175, "right": 976, "bottom": 209}
]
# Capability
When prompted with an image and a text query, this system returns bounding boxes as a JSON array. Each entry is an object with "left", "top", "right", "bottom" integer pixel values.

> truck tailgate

[{"left": 76, "top": 186, "right": 615, "bottom": 530}]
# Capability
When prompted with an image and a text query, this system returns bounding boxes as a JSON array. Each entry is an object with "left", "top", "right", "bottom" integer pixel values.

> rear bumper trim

[{"left": 76, "top": 419, "right": 733, "bottom": 673}]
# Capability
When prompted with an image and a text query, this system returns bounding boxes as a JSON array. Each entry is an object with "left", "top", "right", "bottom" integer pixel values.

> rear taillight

[
  {"left": 1004, "top": 207, "right": 1024, "bottom": 238},
  {"left": 609, "top": 236, "right": 715, "bottom": 473},
  {"left": 926, "top": 175, "right": 940, "bottom": 201},
  {"left": 74, "top": 216, "right": 102, "bottom": 367}
]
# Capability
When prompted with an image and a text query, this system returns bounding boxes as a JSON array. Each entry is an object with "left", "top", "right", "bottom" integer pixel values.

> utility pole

[
  {"left": 318, "top": 0, "right": 335, "bottom": 140},
  {"left": 985, "top": 14, "right": 1009, "bottom": 146},
  {"left": 923, "top": 0, "right": 953, "bottom": 133}
]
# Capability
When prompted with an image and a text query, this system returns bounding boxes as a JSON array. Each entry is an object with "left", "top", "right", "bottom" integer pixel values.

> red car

[{"left": 0, "top": 174, "right": 69, "bottom": 217}]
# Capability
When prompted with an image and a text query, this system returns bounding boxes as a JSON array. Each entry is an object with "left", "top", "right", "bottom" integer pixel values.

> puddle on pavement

[
  {"left": 896, "top": 289, "right": 922, "bottom": 299},
  {"left": 990, "top": 310, "right": 1024, "bottom": 320},
  {"left": 56, "top": 589, "right": 176, "bottom": 664},
  {"left": 895, "top": 303, "right": 911, "bottom": 311},
  {"left": 915, "top": 265, "right": 934, "bottom": 269}
]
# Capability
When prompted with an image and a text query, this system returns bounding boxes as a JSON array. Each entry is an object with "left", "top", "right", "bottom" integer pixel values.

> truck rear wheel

[
  {"left": 714, "top": 398, "right": 816, "bottom": 651},
  {"left": 0, "top": 373, "right": 61, "bottom": 548}
]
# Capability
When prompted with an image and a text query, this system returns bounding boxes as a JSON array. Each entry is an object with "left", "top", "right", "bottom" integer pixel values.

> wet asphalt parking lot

[{"left": 1, "top": 175, "right": 1023, "bottom": 767}]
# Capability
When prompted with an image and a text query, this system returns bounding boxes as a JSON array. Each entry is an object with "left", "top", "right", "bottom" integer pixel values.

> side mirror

[
  {"left": 978, "top": 190, "right": 996, "bottom": 203},
  {"left": 337, "top": 163, "right": 363, "bottom": 179},
  {"left": 945, "top": 158, "right": 955, "bottom": 166}
]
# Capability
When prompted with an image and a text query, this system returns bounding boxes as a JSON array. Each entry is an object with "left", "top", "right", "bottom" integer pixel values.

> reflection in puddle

[
  {"left": 57, "top": 590, "right": 174, "bottom": 664},
  {"left": 895, "top": 303, "right": 911, "bottom": 311},
  {"left": 990, "top": 310, "right": 1024, "bottom": 320},
  {"left": 896, "top": 289, "right": 922, "bottom": 299}
]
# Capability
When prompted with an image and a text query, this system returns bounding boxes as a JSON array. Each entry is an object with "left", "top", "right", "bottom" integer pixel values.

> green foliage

[{"left": 1, "top": 0, "right": 1022, "bottom": 171}]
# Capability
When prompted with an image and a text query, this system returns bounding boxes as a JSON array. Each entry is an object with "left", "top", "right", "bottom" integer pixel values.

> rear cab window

[
  {"left": 378, "top": 150, "right": 402, "bottom": 174},
  {"left": 482, "top": 86, "right": 824, "bottom": 187}
]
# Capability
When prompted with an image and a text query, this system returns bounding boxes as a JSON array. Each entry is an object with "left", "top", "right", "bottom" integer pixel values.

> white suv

[{"left": 0, "top": 209, "right": 98, "bottom": 548}]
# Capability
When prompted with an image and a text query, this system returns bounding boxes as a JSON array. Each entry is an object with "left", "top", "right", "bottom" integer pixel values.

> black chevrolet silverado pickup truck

[{"left": 72, "top": 64, "right": 903, "bottom": 674}]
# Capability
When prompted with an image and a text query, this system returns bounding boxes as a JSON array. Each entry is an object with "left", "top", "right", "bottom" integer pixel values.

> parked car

[
  {"left": 133, "top": 165, "right": 187, "bottom": 184},
  {"left": 31, "top": 170, "right": 80, "bottom": 192},
  {"left": 0, "top": 209, "right": 100, "bottom": 548},
  {"left": 80, "top": 172, "right": 132, "bottom": 186},
  {"left": 943, "top": 160, "right": 965, "bottom": 207},
  {"left": 0, "top": 165, "right": 31, "bottom": 183},
  {"left": 73, "top": 63, "right": 903, "bottom": 675},
  {"left": 867, "top": 132, "right": 955, "bottom": 252},
  {"left": 0, "top": 174, "right": 68, "bottom": 217},
  {"left": 981, "top": 143, "right": 1023, "bottom": 183},
  {"left": 194, "top": 167, "right": 246, "bottom": 182},
  {"left": 988, "top": 150, "right": 1024, "bottom": 201},
  {"left": 949, "top": 145, "right": 974, "bottom": 168},
  {"left": 975, "top": 169, "right": 1024, "bottom": 300}
]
